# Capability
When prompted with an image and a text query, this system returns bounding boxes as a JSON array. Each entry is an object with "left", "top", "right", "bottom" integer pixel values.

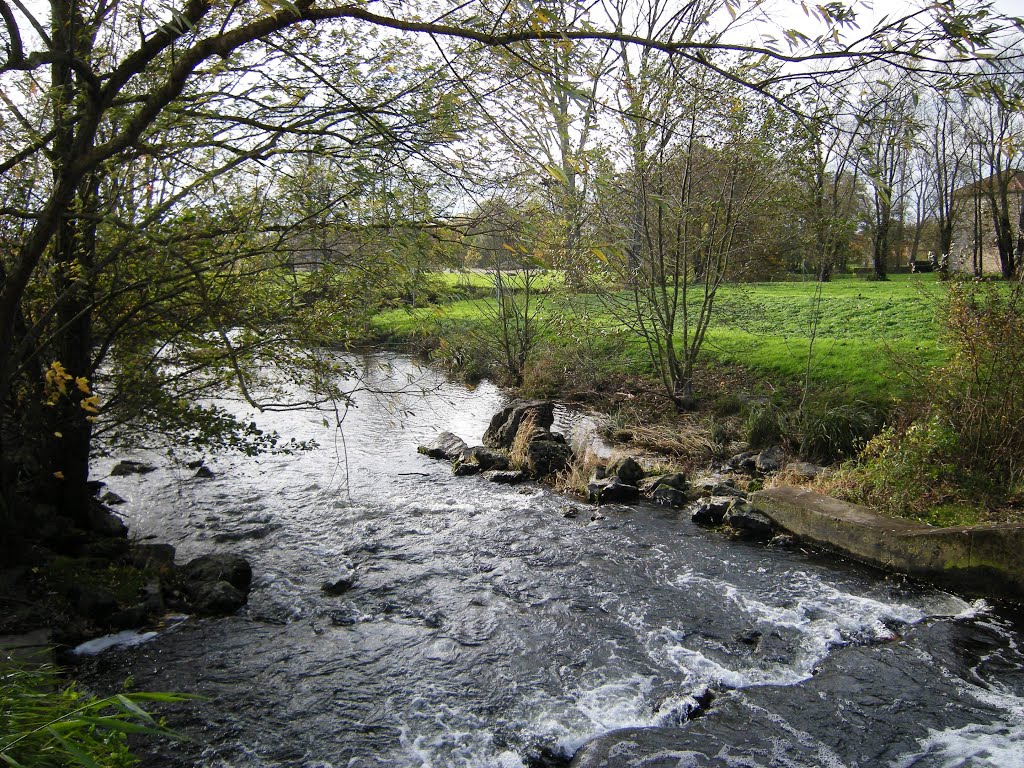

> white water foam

[
  {"left": 72, "top": 629, "right": 159, "bottom": 655},
  {"left": 891, "top": 722, "right": 1024, "bottom": 768}
]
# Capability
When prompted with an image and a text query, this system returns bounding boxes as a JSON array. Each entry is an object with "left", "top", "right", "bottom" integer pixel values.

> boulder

[
  {"left": 651, "top": 486, "right": 689, "bottom": 508},
  {"left": 191, "top": 581, "right": 246, "bottom": 615},
  {"left": 483, "top": 469, "right": 527, "bottom": 484},
  {"left": 588, "top": 477, "right": 640, "bottom": 505},
  {"left": 689, "top": 496, "right": 735, "bottom": 526},
  {"left": 482, "top": 400, "right": 555, "bottom": 449},
  {"left": 194, "top": 465, "right": 216, "bottom": 479},
  {"left": 417, "top": 431, "right": 470, "bottom": 461},
  {"left": 100, "top": 491, "right": 126, "bottom": 506},
  {"left": 109, "top": 460, "right": 156, "bottom": 476},
  {"left": 724, "top": 502, "right": 775, "bottom": 539},
  {"left": 755, "top": 445, "right": 785, "bottom": 474},
  {"left": 525, "top": 434, "right": 572, "bottom": 477},
  {"left": 607, "top": 456, "right": 645, "bottom": 486},
  {"left": 182, "top": 553, "right": 252, "bottom": 594}
]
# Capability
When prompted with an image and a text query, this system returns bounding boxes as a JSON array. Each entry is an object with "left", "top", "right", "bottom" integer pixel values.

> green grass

[{"left": 373, "top": 273, "right": 950, "bottom": 402}]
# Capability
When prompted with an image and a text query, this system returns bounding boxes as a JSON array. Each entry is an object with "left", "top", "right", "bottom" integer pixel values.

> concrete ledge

[{"left": 752, "top": 486, "right": 1024, "bottom": 601}]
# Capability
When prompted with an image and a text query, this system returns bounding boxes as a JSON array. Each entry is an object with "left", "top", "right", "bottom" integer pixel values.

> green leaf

[
  {"left": 543, "top": 164, "right": 568, "bottom": 184},
  {"left": 48, "top": 729, "right": 101, "bottom": 768}
]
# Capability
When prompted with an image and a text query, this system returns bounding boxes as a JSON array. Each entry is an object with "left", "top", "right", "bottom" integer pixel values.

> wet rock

[
  {"left": 724, "top": 502, "right": 775, "bottom": 539},
  {"left": 186, "top": 459, "right": 206, "bottom": 469},
  {"left": 85, "top": 480, "right": 106, "bottom": 496},
  {"left": 110, "top": 603, "right": 150, "bottom": 630},
  {"left": 109, "top": 460, "right": 156, "bottom": 476},
  {"left": 651, "top": 486, "right": 689, "bottom": 508},
  {"left": 191, "top": 580, "right": 246, "bottom": 615},
  {"left": 755, "top": 445, "right": 785, "bottom": 474},
  {"left": 690, "top": 496, "right": 735, "bottom": 526},
  {"left": 182, "top": 553, "right": 252, "bottom": 594},
  {"left": 322, "top": 560, "right": 357, "bottom": 595},
  {"left": 526, "top": 434, "right": 572, "bottom": 477},
  {"left": 482, "top": 400, "right": 555, "bottom": 450},
  {"left": 100, "top": 491, "right": 126, "bottom": 506},
  {"left": 417, "top": 431, "right": 470, "bottom": 461},
  {"left": 483, "top": 469, "right": 527, "bottom": 484},
  {"left": 588, "top": 477, "right": 639, "bottom": 505},
  {"left": 194, "top": 465, "right": 216, "bottom": 479},
  {"left": 462, "top": 446, "right": 510, "bottom": 471},
  {"left": 607, "top": 456, "right": 645, "bottom": 486},
  {"left": 562, "top": 505, "right": 583, "bottom": 519},
  {"left": 452, "top": 459, "right": 482, "bottom": 477}
]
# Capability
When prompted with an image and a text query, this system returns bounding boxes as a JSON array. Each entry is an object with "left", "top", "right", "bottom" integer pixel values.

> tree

[{"left": 0, "top": 0, "right": 1019, "bottom": 547}]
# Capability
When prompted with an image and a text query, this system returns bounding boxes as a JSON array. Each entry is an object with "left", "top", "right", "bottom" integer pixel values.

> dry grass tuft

[{"left": 509, "top": 410, "right": 540, "bottom": 471}]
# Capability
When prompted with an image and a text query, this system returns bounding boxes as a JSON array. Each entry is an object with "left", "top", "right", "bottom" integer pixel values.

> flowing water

[{"left": 78, "top": 354, "right": 1024, "bottom": 767}]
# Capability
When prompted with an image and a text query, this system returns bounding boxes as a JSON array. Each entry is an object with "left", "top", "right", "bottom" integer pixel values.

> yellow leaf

[
  {"left": 54, "top": 432, "right": 63, "bottom": 438},
  {"left": 54, "top": 471, "right": 64, "bottom": 479}
]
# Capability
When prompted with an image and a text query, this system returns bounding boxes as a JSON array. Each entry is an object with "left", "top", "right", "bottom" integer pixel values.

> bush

[
  {"left": 799, "top": 401, "right": 883, "bottom": 464},
  {"left": 821, "top": 278, "right": 1024, "bottom": 523}
]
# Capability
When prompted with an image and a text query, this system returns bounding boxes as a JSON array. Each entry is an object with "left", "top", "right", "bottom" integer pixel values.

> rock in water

[
  {"left": 482, "top": 400, "right": 555, "bottom": 449},
  {"left": 417, "top": 431, "right": 470, "bottom": 461},
  {"left": 192, "top": 581, "right": 246, "bottom": 615},
  {"left": 109, "top": 459, "right": 156, "bottom": 476},
  {"left": 483, "top": 469, "right": 526, "bottom": 484},
  {"left": 588, "top": 477, "right": 639, "bottom": 505},
  {"left": 689, "top": 496, "right": 735, "bottom": 526},
  {"left": 651, "top": 486, "right": 689, "bottom": 508},
  {"left": 724, "top": 502, "right": 774, "bottom": 539},
  {"left": 526, "top": 434, "right": 572, "bottom": 477},
  {"left": 182, "top": 553, "right": 252, "bottom": 593}
]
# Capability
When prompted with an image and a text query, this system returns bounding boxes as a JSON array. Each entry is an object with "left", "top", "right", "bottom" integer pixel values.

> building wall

[{"left": 950, "top": 191, "right": 1024, "bottom": 275}]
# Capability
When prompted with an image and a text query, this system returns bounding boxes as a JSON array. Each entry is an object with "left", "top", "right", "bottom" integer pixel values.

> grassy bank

[{"left": 373, "top": 273, "right": 947, "bottom": 403}]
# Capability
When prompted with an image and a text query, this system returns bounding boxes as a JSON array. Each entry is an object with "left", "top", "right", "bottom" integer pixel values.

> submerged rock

[
  {"left": 194, "top": 465, "right": 216, "bottom": 479},
  {"left": 417, "top": 431, "right": 470, "bottom": 461},
  {"left": 322, "top": 559, "right": 357, "bottom": 595}
]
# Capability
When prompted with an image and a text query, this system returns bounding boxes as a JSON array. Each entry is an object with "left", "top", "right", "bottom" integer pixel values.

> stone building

[{"left": 950, "top": 170, "right": 1024, "bottom": 276}]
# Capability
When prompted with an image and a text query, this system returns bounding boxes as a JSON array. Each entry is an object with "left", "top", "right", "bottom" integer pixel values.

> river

[{"left": 79, "top": 353, "right": 1024, "bottom": 767}]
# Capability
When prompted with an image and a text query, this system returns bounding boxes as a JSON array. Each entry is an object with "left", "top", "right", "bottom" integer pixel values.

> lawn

[{"left": 373, "top": 273, "right": 951, "bottom": 402}]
